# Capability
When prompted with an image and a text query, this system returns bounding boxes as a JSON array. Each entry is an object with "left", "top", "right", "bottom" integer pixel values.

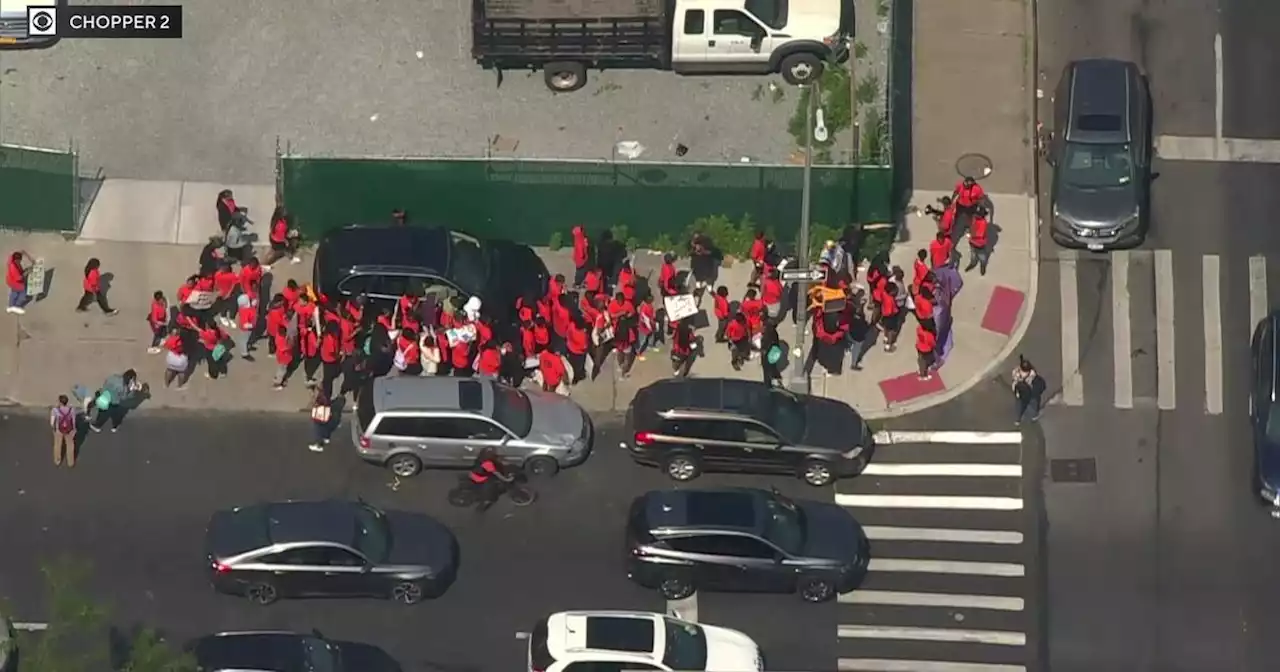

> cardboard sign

[
  {"left": 185, "top": 290, "right": 217, "bottom": 311},
  {"left": 663, "top": 294, "right": 698, "bottom": 322},
  {"left": 26, "top": 257, "right": 46, "bottom": 296}
]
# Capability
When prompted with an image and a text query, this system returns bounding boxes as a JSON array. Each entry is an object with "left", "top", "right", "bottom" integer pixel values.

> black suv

[
  {"left": 1252, "top": 311, "right": 1280, "bottom": 517},
  {"left": 624, "top": 378, "right": 874, "bottom": 486},
  {"left": 313, "top": 224, "right": 548, "bottom": 326},
  {"left": 625, "top": 487, "right": 869, "bottom": 603}
]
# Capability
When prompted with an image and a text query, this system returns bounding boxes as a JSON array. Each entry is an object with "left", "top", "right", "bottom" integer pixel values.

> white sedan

[{"left": 528, "top": 610, "right": 763, "bottom": 672}]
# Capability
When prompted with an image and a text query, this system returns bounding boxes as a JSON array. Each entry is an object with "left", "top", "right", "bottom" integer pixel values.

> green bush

[
  {"left": 650, "top": 233, "right": 675, "bottom": 253},
  {"left": 686, "top": 214, "right": 759, "bottom": 259},
  {"left": 547, "top": 231, "right": 564, "bottom": 251},
  {"left": 787, "top": 64, "right": 853, "bottom": 150}
]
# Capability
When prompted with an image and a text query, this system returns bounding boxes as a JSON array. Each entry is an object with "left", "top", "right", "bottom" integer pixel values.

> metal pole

[{"left": 789, "top": 84, "right": 816, "bottom": 393}]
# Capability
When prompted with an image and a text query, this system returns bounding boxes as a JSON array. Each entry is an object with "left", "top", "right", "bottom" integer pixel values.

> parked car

[
  {"left": 623, "top": 378, "right": 873, "bottom": 486},
  {"left": 1252, "top": 310, "right": 1280, "bottom": 517},
  {"left": 0, "top": 0, "right": 67, "bottom": 50},
  {"left": 312, "top": 224, "right": 548, "bottom": 329},
  {"left": 625, "top": 487, "right": 869, "bottom": 602},
  {"left": 188, "top": 630, "right": 402, "bottom": 672},
  {"left": 204, "top": 500, "right": 458, "bottom": 605},
  {"left": 353, "top": 376, "right": 592, "bottom": 478},
  {"left": 527, "top": 610, "right": 762, "bottom": 672}
]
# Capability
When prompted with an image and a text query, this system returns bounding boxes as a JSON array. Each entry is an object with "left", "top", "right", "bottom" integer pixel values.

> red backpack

[{"left": 55, "top": 407, "right": 75, "bottom": 434}]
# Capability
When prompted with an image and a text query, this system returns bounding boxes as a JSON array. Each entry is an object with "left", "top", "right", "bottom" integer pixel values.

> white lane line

[
  {"left": 514, "top": 631, "right": 530, "bottom": 640},
  {"left": 872, "top": 430, "right": 1022, "bottom": 445},
  {"left": 1059, "top": 249, "right": 1083, "bottom": 406},
  {"left": 840, "top": 659, "right": 1027, "bottom": 672},
  {"left": 1111, "top": 250, "right": 1133, "bottom": 409},
  {"left": 1203, "top": 255, "right": 1223, "bottom": 415},
  {"left": 861, "top": 526, "right": 1024, "bottom": 545},
  {"left": 861, "top": 463, "right": 1022, "bottom": 477},
  {"left": 1155, "top": 249, "right": 1177, "bottom": 409},
  {"left": 1250, "top": 256, "right": 1268, "bottom": 334},
  {"left": 13, "top": 622, "right": 48, "bottom": 631},
  {"left": 1156, "top": 136, "right": 1280, "bottom": 163},
  {"left": 838, "top": 625, "right": 1026, "bottom": 646},
  {"left": 869, "top": 558, "right": 1026, "bottom": 577},
  {"left": 1215, "top": 32, "right": 1224, "bottom": 142},
  {"left": 838, "top": 494, "right": 1023, "bottom": 510},
  {"left": 839, "top": 590, "right": 1025, "bottom": 611},
  {"left": 667, "top": 594, "right": 697, "bottom": 623}
]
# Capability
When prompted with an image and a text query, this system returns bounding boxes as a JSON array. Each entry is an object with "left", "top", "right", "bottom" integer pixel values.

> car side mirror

[{"left": 750, "top": 34, "right": 763, "bottom": 51}]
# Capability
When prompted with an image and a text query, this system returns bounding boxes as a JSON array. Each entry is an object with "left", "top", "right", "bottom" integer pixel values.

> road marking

[
  {"left": 1156, "top": 136, "right": 1280, "bottom": 163},
  {"left": 837, "top": 494, "right": 1023, "bottom": 510},
  {"left": 1203, "top": 255, "right": 1223, "bottom": 415},
  {"left": 840, "top": 660, "right": 1027, "bottom": 672},
  {"left": 1250, "top": 256, "right": 1268, "bottom": 334},
  {"left": 868, "top": 558, "right": 1025, "bottom": 577},
  {"left": 861, "top": 526, "right": 1024, "bottom": 544},
  {"left": 13, "top": 622, "right": 48, "bottom": 631},
  {"left": 1215, "top": 32, "right": 1224, "bottom": 141},
  {"left": 667, "top": 594, "right": 697, "bottom": 623},
  {"left": 839, "top": 590, "right": 1025, "bottom": 611},
  {"left": 1059, "top": 250, "right": 1083, "bottom": 405},
  {"left": 1112, "top": 250, "right": 1133, "bottom": 409},
  {"left": 1155, "top": 249, "right": 1176, "bottom": 409},
  {"left": 871, "top": 430, "right": 1022, "bottom": 445},
  {"left": 861, "top": 463, "right": 1022, "bottom": 477},
  {"left": 838, "top": 625, "right": 1026, "bottom": 646},
  {"left": 514, "top": 631, "right": 530, "bottom": 640}
]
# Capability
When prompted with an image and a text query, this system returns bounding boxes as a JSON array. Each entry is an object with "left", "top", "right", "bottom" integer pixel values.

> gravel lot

[{"left": 0, "top": 0, "right": 804, "bottom": 184}]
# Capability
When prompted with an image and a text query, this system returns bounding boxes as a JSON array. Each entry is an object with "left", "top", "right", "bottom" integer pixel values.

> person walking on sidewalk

[
  {"left": 7, "top": 251, "right": 32, "bottom": 314},
  {"left": 309, "top": 390, "right": 336, "bottom": 452},
  {"left": 51, "top": 395, "right": 79, "bottom": 467},
  {"left": 76, "top": 258, "right": 118, "bottom": 315},
  {"left": 759, "top": 320, "right": 784, "bottom": 387},
  {"left": 916, "top": 323, "right": 937, "bottom": 381},
  {"left": 263, "top": 207, "right": 301, "bottom": 268},
  {"left": 162, "top": 326, "right": 191, "bottom": 390},
  {"left": 90, "top": 369, "right": 144, "bottom": 433},
  {"left": 1012, "top": 357, "right": 1046, "bottom": 425},
  {"left": 571, "top": 225, "right": 591, "bottom": 288},
  {"left": 847, "top": 291, "right": 871, "bottom": 371},
  {"left": 952, "top": 176, "right": 986, "bottom": 227},
  {"left": 146, "top": 291, "right": 169, "bottom": 354},
  {"left": 964, "top": 206, "right": 992, "bottom": 276}
]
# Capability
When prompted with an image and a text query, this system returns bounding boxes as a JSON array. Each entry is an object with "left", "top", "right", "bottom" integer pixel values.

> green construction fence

[{"left": 0, "top": 143, "right": 78, "bottom": 232}]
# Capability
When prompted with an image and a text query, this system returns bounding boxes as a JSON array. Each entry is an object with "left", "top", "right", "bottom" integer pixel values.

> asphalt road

[
  {"left": 0, "top": 409, "right": 836, "bottom": 672},
  {"left": 0, "top": 0, "right": 796, "bottom": 183},
  {"left": 1034, "top": 1, "right": 1280, "bottom": 669}
]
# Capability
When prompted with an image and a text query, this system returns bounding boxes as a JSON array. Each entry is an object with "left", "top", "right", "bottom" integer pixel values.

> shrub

[{"left": 547, "top": 231, "right": 563, "bottom": 250}]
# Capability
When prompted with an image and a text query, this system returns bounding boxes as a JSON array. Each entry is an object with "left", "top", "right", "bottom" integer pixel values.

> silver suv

[{"left": 353, "top": 376, "right": 593, "bottom": 478}]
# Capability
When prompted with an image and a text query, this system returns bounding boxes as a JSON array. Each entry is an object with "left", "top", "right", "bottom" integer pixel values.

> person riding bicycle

[{"left": 468, "top": 447, "right": 514, "bottom": 510}]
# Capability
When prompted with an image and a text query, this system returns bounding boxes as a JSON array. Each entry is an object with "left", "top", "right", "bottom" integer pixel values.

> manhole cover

[{"left": 1050, "top": 458, "right": 1097, "bottom": 483}]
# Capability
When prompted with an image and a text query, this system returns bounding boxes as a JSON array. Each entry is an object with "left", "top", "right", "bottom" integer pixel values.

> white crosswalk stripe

[
  {"left": 1056, "top": 249, "right": 1271, "bottom": 410},
  {"left": 837, "top": 432, "right": 1031, "bottom": 672}
]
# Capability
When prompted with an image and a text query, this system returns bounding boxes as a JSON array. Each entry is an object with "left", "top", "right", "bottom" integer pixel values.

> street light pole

[{"left": 789, "top": 83, "right": 816, "bottom": 393}]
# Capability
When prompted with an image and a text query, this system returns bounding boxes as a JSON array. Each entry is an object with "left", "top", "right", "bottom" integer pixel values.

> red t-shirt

[
  {"left": 969, "top": 217, "right": 990, "bottom": 248},
  {"left": 237, "top": 302, "right": 257, "bottom": 331},
  {"left": 148, "top": 300, "right": 168, "bottom": 328},
  {"left": 750, "top": 239, "right": 767, "bottom": 264},
  {"left": 240, "top": 265, "right": 263, "bottom": 294},
  {"left": 929, "top": 238, "right": 953, "bottom": 268},
  {"left": 761, "top": 278, "right": 783, "bottom": 306},
  {"left": 917, "top": 325, "right": 937, "bottom": 353},
  {"left": 6, "top": 259, "right": 24, "bottom": 291},
  {"left": 539, "top": 350, "right": 567, "bottom": 388},
  {"left": 477, "top": 347, "right": 502, "bottom": 376},
  {"left": 164, "top": 334, "right": 184, "bottom": 354},
  {"left": 83, "top": 268, "right": 101, "bottom": 293},
  {"left": 725, "top": 319, "right": 747, "bottom": 342},
  {"left": 214, "top": 269, "right": 239, "bottom": 298},
  {"left": 713, "top": 295, "right": 730, "bottom": 320}
]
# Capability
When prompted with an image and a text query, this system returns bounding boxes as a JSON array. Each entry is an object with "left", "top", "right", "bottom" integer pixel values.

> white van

[{"left": 0, "top": 0, "right": 65, "bottom": 49}]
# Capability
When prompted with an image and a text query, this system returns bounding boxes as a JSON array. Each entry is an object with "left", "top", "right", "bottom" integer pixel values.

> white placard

[{"left": 663, "top": 294, "right": 698, "bottom": 322}]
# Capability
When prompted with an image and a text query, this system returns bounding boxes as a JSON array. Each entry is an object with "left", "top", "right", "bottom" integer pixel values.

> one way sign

[{"left": 781, "top": 267, "right": 824, "bottom": 282}]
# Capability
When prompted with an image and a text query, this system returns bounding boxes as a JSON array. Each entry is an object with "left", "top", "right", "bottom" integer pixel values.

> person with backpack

[
  {"left": 51, "top": 395, "right": 79, "bottom": 467},
  {"left": 309, "top": 390, "right": 336, "bottom": 452},
  {"left": 90, "top": 369, "right": 144, "bottom": 432}
]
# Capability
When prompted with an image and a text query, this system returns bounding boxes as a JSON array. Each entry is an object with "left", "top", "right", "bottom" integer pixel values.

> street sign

[{"left": 781, "top": 268, "right": 824, "bottom": 282}]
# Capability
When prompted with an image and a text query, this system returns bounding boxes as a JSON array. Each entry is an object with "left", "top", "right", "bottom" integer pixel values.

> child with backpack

[{"left": 50, "top": 395, "right": 79, "bottom": 467}]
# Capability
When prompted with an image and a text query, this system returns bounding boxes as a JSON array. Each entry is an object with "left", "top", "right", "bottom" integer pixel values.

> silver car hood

[{"left": 523, "top": 390, "right": 586, "bottom": 446}]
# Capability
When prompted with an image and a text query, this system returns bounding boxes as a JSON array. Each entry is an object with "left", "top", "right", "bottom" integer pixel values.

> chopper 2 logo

[{"left": 27, "top": 5, "right": 183, "bottom": 39}]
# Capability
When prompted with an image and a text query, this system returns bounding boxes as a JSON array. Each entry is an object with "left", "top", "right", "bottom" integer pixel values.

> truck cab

[{"left": 0, "top": 0, "right": 65, "bottom": 49}]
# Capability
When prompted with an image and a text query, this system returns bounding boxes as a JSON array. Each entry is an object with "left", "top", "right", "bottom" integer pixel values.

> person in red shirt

[
  {"left": 571, "top": 226, "right": 591, "bottom": 287},
  {"left": 580, "top": 291, "right": 602, "bottom": 327},
  {"left": 263, "top": 206, "right": 299, "bottom": 268},
  {"left": 538, "top": 347, "right": 569, "bottom": 394},
  {"left": 235, "top": 290, "right": 259, "bottom": 358},
  {"left": 637, "top": 295, "right": 658, "bottom": 352},
  {"left": 912, "top": 251, "right": 930, "bottom": 292},
  {"left": 866, "top": 262, "right": 888, "bottom": 323},
  {"left": 964, "top": 205, "right": 991, "bottom": 276},
  {"left": 270, "top": 301, "right": 295, "bottom": 389},
  {"left": 141, "top": 290, "right": 169, "bottom": 353},
  {"left": 296, "top": 295, "right": 322, "bottom": 387},
  {"left": 551, "top": 295, "right": 573, "bottom": 341},
  {"left": 712, "top": 286, "right": 731, "bottom": 342},
  {"left": 740, "top": 289, "right": 764, "bottom": 334},
  {"left": 916, "top": 323, "right": 937, "bottom": 380},
  {"left": 878, "top": 282, "right": 903, "bottom": 351},
  {"left": 547, "top": 274, "right": 565, "bottom": 302},
  {"left": 565, "top": 316, "right": 591, "bottom": 383},
  {"left": 589, "top": 309, "right": 612, "bottom": 380},
  {"left": 395, "top": 329, "right": 423, "bottom": 376},
  {"left": 75, "top": 258, "right": 117, "bottom": 315},
  {"left": 476, "top": 342, "right": 504, "bottom": 378},
  {"left": 670, "top": 319, "right": 698, "bottom": 377},
  {"left": 914, "top": 285, "right": 936, "bottom": 333},
  {"left": 658, "top": 253, "right": 680, "bottom": 297},
  {"left": 239, "top": 256, "right": 264, "bottom": 295},
  {"left": 760, "top": 270, "right": 784, "bottom": 323},
  {"left": 197, "top": 318, "right": 228, "bottom": 379},
  {"left": 953, "top": 176, "right": 986, "bottom": 213},
  {"left": 344, "top": 296, "right": 364, "bottom": 324},
  {"left": 749, "top": 230, "right": 768, "bottom": 286},
  {"left": 724, "top": 312, "right": 750, "bottom": 370},
  {"left": 216, "top": 189, "right": 241, "bottom": 233},
  {"left": 936, "top": 195, "right": 956, "bottom": 239},
  {"left": 212, "top": 261, "right": 239, "bottom": 325},
  {"left": 519, "top": 320, "right": 538, "bottom": 360},
  {"left": 6, "top": 251, "right": 30, "bottom": 315},
  {"left": 617, "top": 260, "right": 637, "bottom": 303},
  {"left": 583, "top": 266, "right": 605, "bottom": 296},
  {"left": 803, "top": 309, "right": 849, "bottom": 376},
  {"left": 281, "top": 279, "right": 301, "bottom": 312},
  {"left": 607, "top": 292, "right": 634, "bottom": 322},
  {"left": 450, "top": 331, "right": 473, "bottom": 377},
  {"left": 161, "top": 325, "right": 190, "bottom": 390},
  {"left": 929, "top": 230, "right": 954, "bottom": 269},
  {"left": 319, "top": 321, "right": 343, "bottom": 396},
  {"left": 338, "top": 310, "right": 359, "bottom": 357}
]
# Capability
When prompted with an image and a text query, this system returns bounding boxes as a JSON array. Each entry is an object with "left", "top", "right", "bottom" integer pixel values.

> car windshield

[
  {"left": 1062, "top": 142, "right": 1134, "bottom": 188},
  {"left": 303, "top": 637, "right": 340, "bottom": 672},
  {"left": 768, "top": 389, "right": 806, "bottom": 443},
  {"left": 492, "top": 384, "right": 534, "bottom": 437},
  {"left": 352, "top": 504, "right": 390, "bottom": 563},
  {"left": 760, "top": 493, "right": 805, "bottom": 555},
  {"left": 448, "top": 231, "right": 489, "bottom": 296},
  {"left": 1266, "top": 404, "right": 1280, "bottom": 445},
  {"left": 662, "top": 618, "right": 708, "bottom": 670}
]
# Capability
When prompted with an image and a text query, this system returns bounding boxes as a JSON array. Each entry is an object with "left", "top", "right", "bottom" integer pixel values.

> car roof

[
  {"left": 1065, "top": 58, "right": 1136, "bottom": 144},
  {"left": 545, "top": 611, "right": 662, "bottom": 663},
  {"left": 264, "top": 501, "right": 358, "bottom": 546},
  {"left": 371, "top": 376, "right": 491, "bottom": 415},
  {"left": 638, "top": 488, "right": 766, "bottom": 535},
  {"left": 191, "top": 632, "right": 309, "bottom": 672},
  {"left": 632, "top": 378, "right": 777, "bottom": 425},
  {"left": 315, "top": 225, "right": 451, "bottom": 289}
]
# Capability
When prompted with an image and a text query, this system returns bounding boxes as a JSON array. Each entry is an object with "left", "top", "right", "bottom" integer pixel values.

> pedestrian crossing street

[
  {"left": 1055, "top": 248, "right": 1272, "bottom": 411},
  {"left": 837, "top": 430, "right": 1033, "bottom": 672}
]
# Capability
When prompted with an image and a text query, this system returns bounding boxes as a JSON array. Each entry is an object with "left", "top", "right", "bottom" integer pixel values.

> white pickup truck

[
  {"left": 471, "top": 0, "right": 854, "bottom": 92},
  {"left": 0, "top": 0, "right": 65, "bottom": 49}
]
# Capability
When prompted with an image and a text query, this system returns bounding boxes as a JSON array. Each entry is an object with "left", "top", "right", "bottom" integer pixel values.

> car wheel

[
  {"left": 544, "top": 62, "right": 587, "bottom": 92},
  {"left": 659, "top": 574, "right": 695, "bottom": 600},
  {"left": 387, "top": 454, "right": 422, "bottom": 478},
  {"left": 524, "top": 455, "right": 560, "bottom": 479},
  {"left": 800, "top": 459, "right": 835, "bottom": 486},
  {"left": 780, "top": 53, "right": 823, "bottom": 85},
  {"left": 246, "top": 582, "right": 278, "bottom": 606},
  {"left": 797, "top": 576, "right": 836, "bottom": 603},
  {"left": 664, "top": 453, "right": 702, "bottom": 482},
  {"left": 391, "top": 581, "right": 424, "bottom": 605}
]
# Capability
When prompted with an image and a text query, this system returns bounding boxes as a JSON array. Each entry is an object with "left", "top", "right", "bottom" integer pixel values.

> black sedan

[
  {"left": 203, "top": 500, "right": 458, "bottom": 605},
  {"left": 188, "top": 630, "right": 402, "bottom": 672},
  {"left": 1252, "top": 311, "right": 1280, "bottom": 516}
]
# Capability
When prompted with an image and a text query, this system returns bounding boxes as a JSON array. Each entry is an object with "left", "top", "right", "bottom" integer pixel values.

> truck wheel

[
  {"left": 544, "top": 62, "right": 587, "bottom": 92},
  {"left": 780, "top": 54, "right": 824, "bottom": 85}
]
